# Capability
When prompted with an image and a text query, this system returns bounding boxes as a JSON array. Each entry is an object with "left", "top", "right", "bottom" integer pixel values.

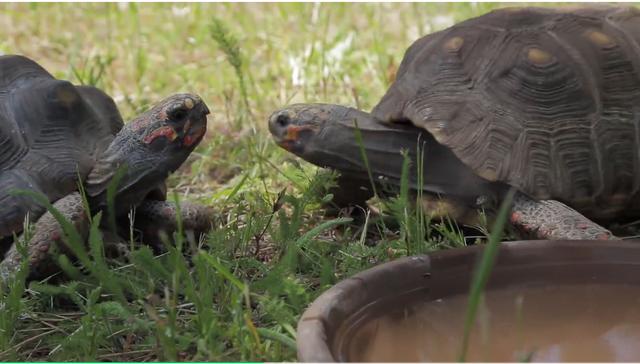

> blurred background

[
  {"left": 0, "top": 2, "right": 559, "bottom": 199},
  {"left": 0, "top": 3, "right": 583, "bottom": 361}
]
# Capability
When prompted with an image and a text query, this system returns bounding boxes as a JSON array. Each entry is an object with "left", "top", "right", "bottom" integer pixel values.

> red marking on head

[
  {"left": 596, "top": 233, "right": 611, "bottom": 240},
  {"left": 285, "top": 125, "right": 314, "bottom": 141},
  {"left": 143, "top": 126, "right": 177, "bottom": 144},
  {"left": 184, "top": 127, "right": 206, "bottom": 147},
  {"left": 277, "top": 124, "right": 318, "bottom": 151},
  {"left": 50, "top": 231, "right": 61, "bottom": 241},
  {"left": 279, "top": 140, "right": 295, "bottom": 152}
]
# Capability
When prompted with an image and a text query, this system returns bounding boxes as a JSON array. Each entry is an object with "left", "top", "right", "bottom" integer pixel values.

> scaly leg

[
  {"left": 132, "top": 200, "right": 213, "bottom": 246},
  {"left": 510, "top": 193, "right": 616, "bottom": 240},
  {"left": 0, "top": 192, "right": 89, "bottom": 283}
]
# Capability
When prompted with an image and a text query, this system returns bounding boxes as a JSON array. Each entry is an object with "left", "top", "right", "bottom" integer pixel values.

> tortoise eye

[
  {"left": 276, "top": 114, "right": 290, "bottom": 127},
  {"left": 168, "top": 106, "right": 188, "bottom": 121}
]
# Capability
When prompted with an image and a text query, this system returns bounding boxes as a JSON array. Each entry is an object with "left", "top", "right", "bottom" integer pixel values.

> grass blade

[
  {"left": 256, "top": 328, "right": 296, "bottom": 350},
  {"left": 458, "top": 188, "right": 516, "bottom": 361}
]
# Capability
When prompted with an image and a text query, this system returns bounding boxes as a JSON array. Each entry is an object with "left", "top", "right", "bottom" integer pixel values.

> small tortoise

[
  {"left": 0, "top": 55, "right": 212, "bottom": 282},
  {"left": 269, "top": 6, "right": 640, "bottom": 240}
]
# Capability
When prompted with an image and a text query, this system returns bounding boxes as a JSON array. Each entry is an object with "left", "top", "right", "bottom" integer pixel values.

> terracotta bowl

[{"left": 296, "top": 240, "right": 640, "bottom": 362}]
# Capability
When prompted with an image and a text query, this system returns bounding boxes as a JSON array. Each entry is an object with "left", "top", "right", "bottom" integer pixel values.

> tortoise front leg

[
  {"left": 510, "top": 193, "right": 616, "bottom": 240},
  {"left": 0, "top": 192, "right": 89, "bottom": 284},
  {"left": 131, "top": 200, "right": 213, "bottom": 246}
]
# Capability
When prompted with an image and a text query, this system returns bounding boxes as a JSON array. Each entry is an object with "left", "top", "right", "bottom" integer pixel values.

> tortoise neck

[
  {"left": 302, "top": 109, "right": 501, "bottom": 203},
  {"left": 84, "top": 127, "right": 165, "bottom": 217},
  {"left": 302, "top": 109, "right": 427, "bottom": 184}
]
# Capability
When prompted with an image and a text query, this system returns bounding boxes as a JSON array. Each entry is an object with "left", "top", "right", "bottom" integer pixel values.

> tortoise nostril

[{"left": 276, "top": 114, "right": 289, "bottom": 128}]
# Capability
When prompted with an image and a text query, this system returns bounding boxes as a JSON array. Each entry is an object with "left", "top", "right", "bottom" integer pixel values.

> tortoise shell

[
  {"left": 0, "top": 55, "right": 123, "bottom": 237},
  {"left": 372, "top": 5, "right": 640, "bottom": 220}
]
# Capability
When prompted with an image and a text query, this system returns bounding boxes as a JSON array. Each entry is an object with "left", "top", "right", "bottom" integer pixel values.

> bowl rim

[{"left": 296, "top": 239, "right": 640, "bottom": 362}]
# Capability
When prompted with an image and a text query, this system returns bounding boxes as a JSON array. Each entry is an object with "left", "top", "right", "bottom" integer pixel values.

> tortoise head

[
  {"left": 268, "top": 103, "right": 502, "bottom": 211},
  {"left": 85, "top": 93, "right": 210, "bottom": 215},
  {"left": 131, "top": 93, "right": 209, "bottom": 154},
  {"left": 268, "top": 103, "right": 401, "bottom": 173},
  {"left": 268, "top": 103, "right": 369, "bottom": 158}
]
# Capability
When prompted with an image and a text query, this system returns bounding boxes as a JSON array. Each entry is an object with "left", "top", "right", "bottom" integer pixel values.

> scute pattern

[
  {"left": 0, "top": 55, "right": 121, "bottom": 237},
  {"left": 372, "top": 6, "right": 640, "bottom": 221}
]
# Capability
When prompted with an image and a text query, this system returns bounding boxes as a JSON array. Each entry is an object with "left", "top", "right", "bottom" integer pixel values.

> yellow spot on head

[
  {"left": 184, "top": 98, "right": 194, "bottom": 110},
  {"left": 444, "top": 36, "right": 464, "bottom": 52},
  {"left": 586, "top": 30, "right": 615, "bottom": 49},
  {"left": 527, "top": 47, "right": 553, "bottom": 65}
]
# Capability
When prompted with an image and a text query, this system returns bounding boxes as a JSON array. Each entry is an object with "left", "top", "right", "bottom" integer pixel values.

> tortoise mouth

[
  {"left": 275, "top": 124, "right": 318, "bottom": 154},
  {"left": 178, "top": 103, "right": 209, "bottom": 147},
  {"left": 182, "top": 117, "right": 207, "bottom": 147},
  {"left": 182, "top": 125, "right": 206, "bottom": 147},
  {"left": 268, "top": 110, "right": 320, "bottom": 155}
]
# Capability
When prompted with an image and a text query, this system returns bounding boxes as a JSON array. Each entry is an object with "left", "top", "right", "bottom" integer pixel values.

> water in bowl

[{"left": 338, "top": 283, "right": 640, "bottom": 362}]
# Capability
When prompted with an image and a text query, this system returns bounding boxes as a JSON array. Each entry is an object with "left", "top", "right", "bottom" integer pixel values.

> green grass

[
  {"left": 458, "top": 188, "right": 514, "bottom": 362},
  {"left": 0, "top": 2, "right": 567, "bottom": 361}
]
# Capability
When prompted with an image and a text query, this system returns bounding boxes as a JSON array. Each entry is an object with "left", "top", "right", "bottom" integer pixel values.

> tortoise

[
  {"left": 0, "top": 55, "right": 212, "bottom": 282},
  {"left": 268, "top": 5, "right": 640, "bottom": 240}
]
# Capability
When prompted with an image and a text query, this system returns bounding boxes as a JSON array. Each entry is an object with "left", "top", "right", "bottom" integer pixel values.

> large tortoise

[
  {"left": 269, "top": 6, "right": 640, "bottom": 240},
  {"left": 0, "top": 55, "right": 212, "bottom": 282}
]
